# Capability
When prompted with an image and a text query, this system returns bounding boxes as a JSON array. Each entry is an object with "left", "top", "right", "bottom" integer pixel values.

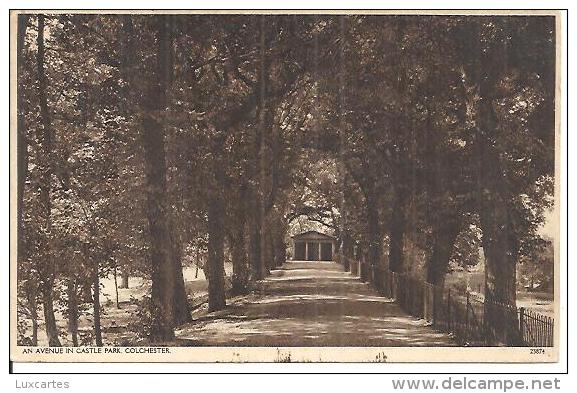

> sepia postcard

[{"left": 9, "top": 9, "right": 563, "bottom": 364}]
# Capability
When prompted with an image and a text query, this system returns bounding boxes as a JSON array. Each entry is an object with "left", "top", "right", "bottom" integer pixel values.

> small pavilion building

[{"left": 291, "top": 230, "right": 337, "bottom": 261}]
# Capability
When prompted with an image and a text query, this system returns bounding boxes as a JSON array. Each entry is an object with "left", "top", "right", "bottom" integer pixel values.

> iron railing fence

[{"left": 339, "top": 255, "right": 554, "bottom": 347}]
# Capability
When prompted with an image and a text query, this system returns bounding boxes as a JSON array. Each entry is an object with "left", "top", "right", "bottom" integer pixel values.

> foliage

[{"left": 16, "top": 14, "right": 555, "bottom": 344}]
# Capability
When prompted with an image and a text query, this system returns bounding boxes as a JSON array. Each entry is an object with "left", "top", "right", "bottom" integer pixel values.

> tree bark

[
  {"left": 263, "top": 227, "right": 275, "bottom": 271},
  {"left": 157, "top": 16, "right": 190, "bottom": 327},
  {"left": 249, "top": 219, "right": 262, "bottom": 278},
  {"left": 341, "top": 231, "right": 353, "bottom": 272},
  {"left": 248, "top": 193, "right": 263, "bottom": 279},
  {"left": 273, "top": 216, "right": 287, "bottom": 268},
  {"left": 120, "top": 270, "right": 129, "bottom": 289},
  {"left": 92, "top": 271, "right": 102, "bottom": 346},
  {"left": 138, "top": 15, "right": 176, "bottom": 342},
  {"left": 87, "top": 244, "right": 103, "bottom": 347},
  {"left": 457, "top": 23, "right": 521, "bottom": 345},
  {"left": 41, "top": 282, "right": 60, "bottom": 347},
  {"left": 17, "top": 14, "right": 29, "bottom": 271},
  {"left": 475, "top": 135, "right": 520, "bottom": 344},
  {"left": 36, "top": 14, "right": 61, "bottom": 347},
  {"left": 26, "top": 283, "right": 38, "bottom": 346},
  {"left": 67, "top": 279, "right": 79, "bottom": 346},
  {"left": 337, "top": 16, "right": 350, "bottom": 273},
  {"left": 388, "top": 190, "right": 406, "bottom": 273},
  {"left": 207, "top": 195, "right": 227, "bottom": 311},
  {"left": 230, "top": 198, "right": 250, "bottom": 294},
  {"left": 479, "top": 190, "right": 520, "bottom": 345},
  {"left": 19, "top": 18, "right": 38, "bottom": 339},
  {"left": 142, "top": 123, "right": 176, "bottom": 338},
  {"left": 170, "top": 232, "right": 191, "bottom": 325},
  {"left": 230, "top": 227, "right": 250, "bottom": 295},
  {"left": 194, "top": 248, "right": 200, "bottom": 279},
  {"left": 474, "top": 73, "right": 521, "bottom": 345},
  {"left": 356, "top": 242, "right": 369, "bottom": 282},
  {"left": 339, "top": 177, "right": 355, "bottom": 272},
  {"left": 426, "top": 214, "right": 461, "bottom": 287},
  {"left": 113, "top": 264, "right": 120, "bottom": 309},
  {"left": 258, "top": 15, "right": 274, "bottom": 279},
  {"left": 365, "top": 189, "right": 383, "bottom": 290},
  {"left": 123, "top": 14, "right": 186, "bottom": 339}
]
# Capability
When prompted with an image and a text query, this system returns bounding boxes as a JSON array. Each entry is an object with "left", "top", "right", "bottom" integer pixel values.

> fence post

[{"left": 518, "top": 307, "right": 525, "bottom": 346}]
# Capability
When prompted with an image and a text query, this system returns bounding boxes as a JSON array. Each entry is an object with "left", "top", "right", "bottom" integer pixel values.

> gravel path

[{"left": 176, "top": 261, "right": 456, "bottom": 347}]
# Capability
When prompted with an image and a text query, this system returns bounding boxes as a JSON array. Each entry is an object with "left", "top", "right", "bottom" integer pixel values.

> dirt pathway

[{"left": 176, "top": 261, "right": 455, "bottom": 346}]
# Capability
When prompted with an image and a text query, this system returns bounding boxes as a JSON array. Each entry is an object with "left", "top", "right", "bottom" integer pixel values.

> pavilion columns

[{"left": 292, "top": 232, "right": 337, "bottom": 261}]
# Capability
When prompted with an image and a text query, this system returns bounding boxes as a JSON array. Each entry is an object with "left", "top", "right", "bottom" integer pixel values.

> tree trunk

[
  {"left": 476, "top": 137, "right": 520, "bottom": 345},
  {"left": 41, "top": 280, "right": 61, "bottom": 347},
  {"left": 17, "top": 14, "right": 29, "bottom": 269},
  {"left": 113, "top": 264, "right": 120, "bottom": 309},
  {"left": 480, "top": 194, "right": 520, "bottom": 345},
  {"left": 475, "top": 77, "right": 521, "bottom": 345},
  {"left": 263, "top": 228, "right": 275, "bottom": 271},
  {"left": 207, "top": 195, "right": 227, "bottom": 311},
  {"left": 357, "top": 243, "right": 369, "bottom": 282},
  {"left": 139, "top": 15, "right": 176, "bottom": 342},
  {"left": 30, "top": 301, "right": 39, "bottom": 346},
  {"left": 230, "top": 202, "right": 250, "bottom": 295},
  {"left": 456, "top": 25, "right": 522, "bottom": 344},
  {"left": 230, "top": 228, "right": 250, "bottom": 295},
  {"left": 202, "top": 258, "right": 210, "bottom": 281},
  {"left": 120, "top": 270, "right": 129, "bottom": 289},
  {"left": 248, "top": 195, "right": 263, "bottom": 279},
  {"left": 67, "top": 279, "right": 79, "bottom": 346},
  {"left": 338, "top": 172, "right": 355, "bottom": 269},
  {"left": 92, "top": 271, "right": 102, "bottom": 346},
  {"left": 26, "top": 282, "right": 38, "bottom": 346},
  {"left": 337, "top": 17, "right": 350, "bottom": 272},
  {"left": 365, "top": 190, "right": 383, "bottom": 290},
  {"left": 388, "top": 191, "right": 406, "bottom": 273},
  {"left": 194, "top": 248, "right": 200, "bottom": 279},
  {"left": 258, "top": 15, "right": 273, "bottom": 279},
  {"left": 170, "top": 232, "right": 191, "bottom": 325},
  {"left": 121, "top": 14, "right": 178, "bottom": 340},
  {"left": 36, "top": 14, "right": 61, "bottom": 347},
  {"left": 273, "top": 218, "right": 286, "bottom": 268},
  {"left": 88, "top": 244, "right": 103, "bottom": 347},
  {"left": 342, "top": 231, "right": 353, "bottom": 272},
  {"left": 426, "top": 214, "right": 461, "bottom": 287},
  {"left": 142, "top": 117, "right": 175, "bottom": 339}
]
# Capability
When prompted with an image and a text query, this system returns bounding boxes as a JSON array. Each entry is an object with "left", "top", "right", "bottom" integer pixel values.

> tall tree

[
  {"left": 206, "top": 186, "right": 227, "bottom": 311},
  {"left": 138, "top": 15, "right": 178, "bottom": 341},
  {"left": 257, "top": 15, "right": 273, "bottom": 279},
  {"left": 16, "top": 14, "right": 40, "bottom": 346},
  {"left": 36, "top": 14, "right": 62, "bottom": 347},
  {"left": 460, "top": 17, "right": 554, "bottom": 344}
]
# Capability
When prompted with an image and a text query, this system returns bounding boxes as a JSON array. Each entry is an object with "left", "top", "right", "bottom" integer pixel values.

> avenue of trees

[{"left": 15, "top": 14, "right": 555, "bottom": 345}]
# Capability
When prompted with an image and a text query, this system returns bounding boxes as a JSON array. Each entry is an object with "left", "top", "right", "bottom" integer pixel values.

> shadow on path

[{"left": 176, "top": 261, "right": 456, "bottom": 347}]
